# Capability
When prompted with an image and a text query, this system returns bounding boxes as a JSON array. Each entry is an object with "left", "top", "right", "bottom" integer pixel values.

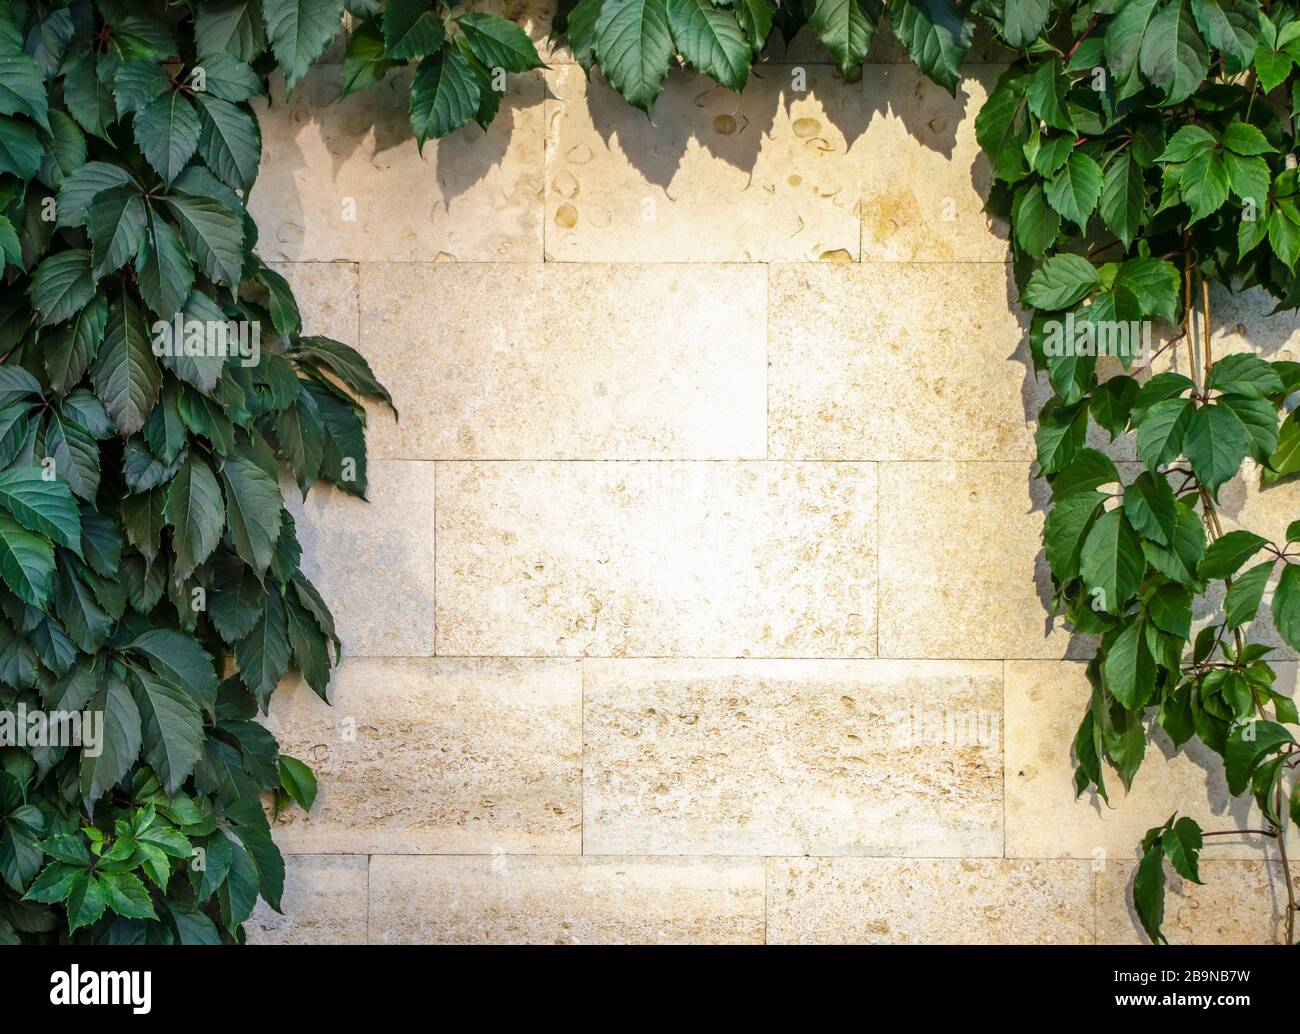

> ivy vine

[
  {"left": 2, "top": 0, "right": 1297, "bottom": 945},
  {"left": 0, "top": 0, "right": 392, "bottom": 943}
]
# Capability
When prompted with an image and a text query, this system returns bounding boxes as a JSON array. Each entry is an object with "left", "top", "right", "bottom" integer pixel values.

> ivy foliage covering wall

[
  {"left": 0, "top": 0, "right": 392, "bottom": 944},
  {"left": 1, "top": 0, "right": 1298, "bottom": 945}
]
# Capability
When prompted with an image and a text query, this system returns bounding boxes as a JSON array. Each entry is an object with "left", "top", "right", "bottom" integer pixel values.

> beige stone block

[
  {"left": 766, "top": 857, "right": 1095, "bottom": 944},
  {"left": 287, "top": 460, "right": 435, "bottom": 656},
  {"left": 1005, "top": 662, "right": 1297, "bottom": 861},
  {"left": 768, "top": 264, "right": 1031, "bottom": 461},
  {"left": 583, "top": 658, "right": 1002, "bottom": 855},
  {"left": 267, "top": 261, "right": 358, "bottom": 341},
  {"left": 358, "top": 263, "right": 765, "bottom": 459},
  {"left": 368, "top": 855, "right": 765, "bottom": 944},
  {"left": 877, "top": 461, "right": 1086, "bottom": 658},
  {"left": 434, "top": 461, "right": 877, "bottom": 657},
  {"left": 250, "top": 64, "right": 543, "bottom": 262},
  {"left": 264, "top": 658, "right": 581, "bottom": 853},
  {"left": 543, "top": 65, "right": 861, "bottom": 262},
  {"left": 1098, "top": 860, "right": 1293, "bottom": 944},
  {"left": 859, "top": 65, "right": 1008, "bottom": 261},
  {"left": 245, "top": 855, "right": 367, "bottom": 945}
]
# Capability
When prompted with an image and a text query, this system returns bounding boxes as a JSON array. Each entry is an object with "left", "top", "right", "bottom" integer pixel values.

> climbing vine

[
  {"left": 0, "top": 0, "right": 391, "bottom": 943},
  {"left": 3, "top": 0, "right": 1297, "bottom": 944}
]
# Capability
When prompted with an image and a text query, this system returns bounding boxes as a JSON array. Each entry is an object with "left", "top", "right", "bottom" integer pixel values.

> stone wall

[{"left": 243, "top": 6, "right": 1300, "bottom": 944}]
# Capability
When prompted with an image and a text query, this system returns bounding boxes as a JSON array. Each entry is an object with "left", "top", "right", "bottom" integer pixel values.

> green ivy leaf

[
  {"left": 1200, "top": 529, "right": 1269, "bottom": 579},
  {"left": 383, "top": 0, "right": 446, "bottom": 60},
  {"left": 163, "top": 193, "right": 245, "bottom": 290},
  {"left": 409, "top": 46, "right": 481, "bottom": 149},
  {"left": 90, "top": 292, "right": 162, "bottom": 437},
  {"left": 0, "top": 469, "right": 81, "bottom": 554},
  {"left": 130, "top": 668, "right": 204, "bottom": 796},
  {"left": 1189, "top": 0, "right": 1257, "bottom": 74},
  {"left": 134, "top": 91, "right": 201, "bottom": 184},
  {"left": 1271, "top": 562, "right": 1300, "bottom": 653},
  {"left": 0, "top": 510, "right": 53, "bottom": 607},
  {"left": 806, "top": 0, "right": 875, "bottom": 78},
  {"left": 30, "top": 249, "right": 94, "bottom": 327},
  {"left": 193, "top": 93, "right": 262, "bottom": 192},
  {"left": 594, "top": 0, "right": 675, "bottom": 115},
  {"left": 1139, "top": 0, "right": 1209, "bottom": 103},
  {"left": 1225, "top": 719, "right": 1295, "bottom": 795},
  {"left": 1122, "top": 471, "right": 1177, "bottom": 545},
  {"left": 164, "top": 454, "right": 225, "bottom": 582},
  {"left": 1224, "top": 559, "right": 1273, "bottom": 629},
  {"left": 666, "top": 0, "right": 751, "bottom": 90},
  {"left": 1100, "top": 151, "right": 1147, "bottom": 249},
  {"left": 263, "top": 0, "right": 345, "bottom": 93},
  {"left": 1023, "top": 252, "right": 1100, "bottom": 310},
  {"left": 889, "top": 0, "right": 972, "bottom": 94},
  {"left": 278, "top": 755, "right": 317, "bottom": 812},
  {"left": 340, "top": 20, "right": 397, "bottom": 96},
  {"left": 456, "top": 12, "right": 545, "bottom": 74},
  {"left": 234, "top": 590, "right": 290, "bottom": 707},
  {"left": 220, "top": 444, "right": 283, "bottom": 576},
  {"left": 1081, "top": 507, "right": 1144, "bottom": 614},
  {"left": 86, "top": 184, "right": 147, "bottom": 278},
  {"left": 1183, "top": 402, "right": 1251, "bottom": 498},
  {"left": 80, "top": 674, "right": 143, "bottom": 811}
]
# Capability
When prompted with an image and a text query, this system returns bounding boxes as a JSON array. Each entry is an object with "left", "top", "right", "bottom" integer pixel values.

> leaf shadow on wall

[
  {"left": 567, "top": 60, "right": 962, "bottom": 195},
  {"left": 248, "top": 64, "right": 526, "bottom": 261}
]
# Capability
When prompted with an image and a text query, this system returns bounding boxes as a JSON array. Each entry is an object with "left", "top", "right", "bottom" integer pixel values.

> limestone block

[
  {"left": 768, "top": 263, "right": 1032, "bottom": 461},
  {"left": 1098, "top": 860, "right": 1293, "bottom": 944},
  {"left": 435, "top": 461, "right": 877, "bottom": 657},
  {"left": 367, "top": 855, "right": 765, "bottom": 943},
  {"left": 286, "top": 459, "right": 436, "bottom": 656},
  {"left": 245, "top": 855, "right": 368, "bottom": 944},
  {"left": 263, "top": 658, "right": 581, "bottom": 853},
  {"left": 877, "top": 461, "right": 1088, "bottom": 658},
  {"left": 544, "top": 65, "right": 861, "bottom": 262},
  {"left": 1005, "top": 662, "right": 1297, "bottom": 860},
  {"left": 583, "top": 658, "right": 1002, "bottom": 855},
  {"left": 766, "top": 857, "right": 1095, "bottom": 944},
  {"left": 358, "top": 262, "right": 766, "bottom": 459},
  {"left": 267, "top": 261, "right": 358, "bottom": 341},
  {"left": 859, "top": 65, "right": 1008, "bottom": 262},
  {"left": 250, "top": 64, "right": 543, "bottom": 262}
]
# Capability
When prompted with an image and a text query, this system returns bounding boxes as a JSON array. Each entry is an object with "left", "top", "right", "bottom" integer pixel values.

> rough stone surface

[
  {"left": 435, "top": 461, "right": 877, "bottom": 657},
  {"left": 878, "top": 462, "right": 1087, "bottom": 659},
  {"left": 766, "top": 858, "right": 1096, "bottom": 944},
  {"left": 253, "top": 45, "right": 1298, "bottom": 944},
  {"left": 1098, "top": 861, "right": 1294, "bottom": 945},
  {"left": 286, "top": 459, "right": 436, "bottom": 656},
  {"left": 768, "top": 264, "right": 1031, "bottom": 461},
  {"left": 1005, "top": 662, "right": 1297, "bottom": 860},
  {"left": 359, "top": 263, "right": 766, "bottom": 459},
  {"left": 251, "top": 65, "right": 543, "bottom": 262},
  {"left": 245, "top": 856, "right": 368, "bottom": 945},
  {"left": 267, "top": 261, "right": 358, "bottom": 341},
  {"left": 858, "top": 65, "right": 1008, "bottom": 262},
  {"left": 264, "top": 659, "right": 581, "bottom": 853},
  {"left": 544, "top": 65, "right": 861, "bottom": 262},
  {"left": 583, "top": 659, "right": 1002, "bottom": 855},
  {"left": 368, "top": 855, "right": 765, "bottom": 944}
]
